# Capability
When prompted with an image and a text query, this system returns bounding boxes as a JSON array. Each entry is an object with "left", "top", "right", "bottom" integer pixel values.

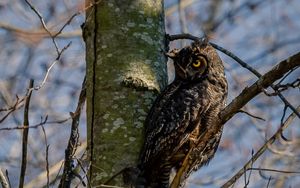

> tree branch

[
  {"left": 220, "top": 52, "right": 300, "bottom": 123},
  {"left": 167, "top": 33, "right": 300, "bottom": 119},
  {"left": 0, "top": 168, "right": 10, "bottom": 188},
  {"left": 221, "top": 105, "right": 300, "bottom": 188},
  {"left": 41, "top": 125, "right": 50, "bottom": 188},
  {"left": 167, "top": 34, "right": 300, "bottom": 187},
  {"left": 59, "top": 77, "right": 86, "bottom": 188},
  {"left": 19, "top": 79, "right": 34, "bottom": 188}
]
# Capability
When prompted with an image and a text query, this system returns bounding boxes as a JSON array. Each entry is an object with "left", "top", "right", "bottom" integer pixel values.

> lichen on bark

[{"left": 84, "top": 0, "right": 167, "bottom": 186}]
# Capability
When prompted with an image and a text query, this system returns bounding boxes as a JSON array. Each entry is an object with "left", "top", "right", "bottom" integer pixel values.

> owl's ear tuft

[
  {"left": 165, "top": 49, "right": 179, "bottom": 59},
  {"left": 192, "top": 37, "right": 209, "bottom": 49},
  {"left": 200, "top": 37, "right": 208, "bottom": 44}
]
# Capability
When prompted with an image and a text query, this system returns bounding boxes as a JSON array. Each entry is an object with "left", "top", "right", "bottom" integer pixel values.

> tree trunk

[{"left": 83, "top": 0, "right": 167, "bottom": 186}]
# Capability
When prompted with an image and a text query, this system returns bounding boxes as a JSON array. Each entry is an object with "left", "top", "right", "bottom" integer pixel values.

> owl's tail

[
  {"left": 136, "top": 162, "right": 171, "bottom": 188},
  {"left": 123, "top": 162, "right": 172, "bottom": 188},
  {"left": 122, "top": 167, "right": 140, "bottom": 187}
]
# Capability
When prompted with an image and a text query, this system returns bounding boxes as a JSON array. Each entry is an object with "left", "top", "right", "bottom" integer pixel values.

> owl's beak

[
  {"left": 165, "top": 52, "right": 176, "bottom": 59},
  {"left": 165, "top": 49, "right": 179, "bottom": 59}
]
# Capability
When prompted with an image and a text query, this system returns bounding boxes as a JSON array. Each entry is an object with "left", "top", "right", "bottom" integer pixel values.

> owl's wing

[
  {"left": 140, "top": 83, "right": 209, "bottom": 168},
  {"left": 144, "top": 80, "right": 182, "bottom": 134}
]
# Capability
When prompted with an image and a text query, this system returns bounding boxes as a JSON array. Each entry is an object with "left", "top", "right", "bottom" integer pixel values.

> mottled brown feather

[{"left": 137, "top": 40, "right": 228, "bottom": 188}]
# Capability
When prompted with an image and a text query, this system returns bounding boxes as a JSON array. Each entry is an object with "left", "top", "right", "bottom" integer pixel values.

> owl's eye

[
  {"left": 192, "top": 56, "right": 207, "bottom": 69},
  {"left": 192, "top": 60, "right": 202, "bottom": 68}
]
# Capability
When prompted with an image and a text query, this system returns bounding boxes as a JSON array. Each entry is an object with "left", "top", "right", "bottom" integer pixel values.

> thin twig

[
  {"left": 243, "top": 167, "right": 247, "bottom": 187},
  {"left": 237, "top": 110, "right": 265, "bottom": 121},
  {"left": 277, "top": 78, "right": 300, "bottom": 91},
  {"left": 24, "top": 0, "right": 73, "bottom": 91},
  {"left": 24, "top": 0, "right": 60, "bottom": 54},
  {"left": 19, "top": 79, "right": 34, "bottom": 188},
  {"left": 52, "top": 161, "right": 64, "bottom": 187},
  {"left": 221, "top": 105, "right": 300, "bottom": 188},
  {"left": 53, "top": 13, "right": 80, "bottom": 38},
  {"left": 73, "top": 154, "right": 91, "bottom": 188},
  {"left": 5, "top": 170, "right": 11, "bottom": 188},
  {"left": 59, "top": 77, "right": 86, "bottom": 188},
  {"left": 0, "top": 96, "right": 22, "bottom": 112},
  {"left": 266, "top": 176, "right": 272, "bottom": 188},
  {"left": 280, "top": 106, "right": 290, "bottom": 141},
  {"left": 264, "top": 78, "right": 300, "bottom": 96},
  {"left": 248, "top": 151, "right": 255, "bottom": 186},
  {"left": 53, "top": 0, "right": 102, "bottom": 38},
  {"left": 243, "top": 150, "right": 254, "bottom": 188},
  {"left": 0, "top": 168, "right": 10, "bottom": 188},
  {"left": 178, "top": 0, "right": 188, "bottom": 47},
  {"left": 41, "top": 125, "right": 50, "bottom": 188},
  {"left": 0, "top": 96, "right": 25, "bottom": 124},
  {"left": 24, "top": 143, "right": 86, "bottom": 188},
  {"left": 73, "top": 158, "right": 88, "bottom": 187},
  {"left": 0, "top": 116, "right": 73, "bottom": 131},
  {"left": 258, "top": 166, "right": 272, "bottom": 181},
  {"left": 278, "top": 68, "right": 297, "bottom": 85},
  {"left": 32, "top": 41, "right": 72, "bottom": 91},
  {"left": 247, "top": 168, "right": 300, "bottom": 174},
  {"left": 0, "top": 0, "right": 101, "bottom": 41}
]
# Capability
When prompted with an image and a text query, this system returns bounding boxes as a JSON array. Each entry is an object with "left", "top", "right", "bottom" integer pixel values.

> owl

[{"left": 136, "top": 40, "right": 228, "bottom": 188}]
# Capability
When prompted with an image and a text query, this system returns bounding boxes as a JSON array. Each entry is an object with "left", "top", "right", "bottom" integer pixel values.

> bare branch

[
  {"left": 41, "top": 125, "right": 50, "bottom": 188},
  {"left": 0, "top": 96, "right": 25, "bottom": 124},
  {"left": 24, "top": 0, "right": 60, "bottom": 54},
  {"left": 5, "top": 171, "right": 11, "bottom": 188},
  {"left": 168, "top": 34, "right": 300, "bottom": 187},
  {"left": 53, "top": 13, "right": 80, "bottom": 38},
  {"left": 0, "top": 116, "right": 72, "bottom": 131},
  {"left": 277, "top": 78, "right": 300, "bottom": 90},
  {"left": 221, "top": 105, "right": 300, "bottom": 188},
  {"left": 59, "top": 77, "right": 86, "bottom": 188},
  {"left": 33, "top": 41, "right": 71, "bottom": 91},
  {"left": 247, "top": 168, "right": 300, "bottom": 174},
  {"left": 0, "top": 168, "right": 10, "bottom": 188},
  {"left": 23, "top": 142, "right": 87, "bottom": 188},
  {"left": 0, "top": 96, "right": 22, "bottom": 112},
  {"left": 209, "top": 44, "right": 300, "bottom": 119},
  {"left": 167, "top": 33, "right": 300, "bottom": 119},
  {"left": 220, "top": 52, "right": 300, "bottom": 122},
  {"left": 0, "top": 1, "right": 99, "bottom": 39},
  {"left": 178, "top": 0, "right": 188, "bottom": 47},
  {"left": 237, "top": 110, "right": 265, "bottom": 121},
  {"left": 19, "top": 79, "right": 34, "bottom": 188},
  {"left": 264, "top": 78, "right": 300, "bottom": 96},
  {"left": 266, "top": 176, "right": 272, "bottom": 188},
  {"left": 23, "top": 0, "right": 74, "bottom": 92}
]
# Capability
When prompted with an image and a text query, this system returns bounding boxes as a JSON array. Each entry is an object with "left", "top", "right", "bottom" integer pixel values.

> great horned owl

[{"left": 137, "top": 39, "right": 228, "bottom": 188}]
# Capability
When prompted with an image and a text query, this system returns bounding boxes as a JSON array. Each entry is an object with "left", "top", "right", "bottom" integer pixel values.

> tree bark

[{"left": 83, "top": 0, "right": 167, "bottom": 186}]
